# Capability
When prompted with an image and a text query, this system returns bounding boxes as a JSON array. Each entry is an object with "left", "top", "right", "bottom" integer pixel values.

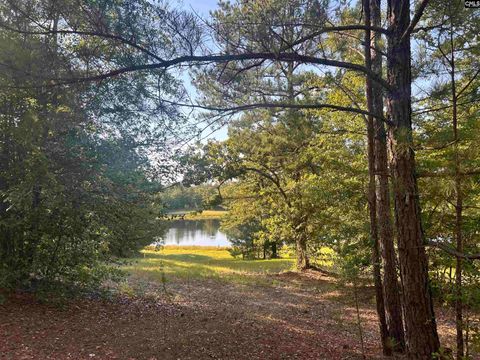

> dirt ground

[{"left": 0, "top": 271, "right": 456, "bottom": 360}]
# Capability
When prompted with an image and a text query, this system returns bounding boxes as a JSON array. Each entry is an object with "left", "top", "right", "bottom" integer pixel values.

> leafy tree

[
  {"left": 413, "top": 2, "right": 480, "bottom": 357},
  {"left": 0, "top": 0, "right": 175, "bottom": 292}
]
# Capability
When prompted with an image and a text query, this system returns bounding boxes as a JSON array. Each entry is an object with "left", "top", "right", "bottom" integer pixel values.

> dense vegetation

[
  {"left": 160, "top": 184, "right": 220, "bottom": 212},
  {"left": 0, "top": 0, "right": 174, "bottom": 292},
  {"left": 1, "top": 0, "right": 479, "bottom": 359}
]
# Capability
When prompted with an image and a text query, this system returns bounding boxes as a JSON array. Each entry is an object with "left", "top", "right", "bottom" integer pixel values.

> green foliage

[
  {"left": 183, "top": 95, "right": 370, "bottom": 267},
  {"left": 0, "top": 0, "right": 179, "bottom": 293},
  {"left": 1, "top": 3, "right": 479, "bottom": 357},
  {"left": 220, "top": 196, "right": 268, "bottom": 259},
  {"left": 160, "top": 184, "right": 219, "bottom": 212},
  {"left": 413, "top": 3, "right": 480, "bottom": 345},
  {"left": 185, "top": 0, "right": 372, "bottom": 271}
]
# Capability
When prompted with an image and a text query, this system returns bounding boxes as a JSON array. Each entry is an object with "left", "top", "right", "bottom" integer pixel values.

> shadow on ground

[{"left": 1, "top": 270, "right": 392, "bottom": 360}]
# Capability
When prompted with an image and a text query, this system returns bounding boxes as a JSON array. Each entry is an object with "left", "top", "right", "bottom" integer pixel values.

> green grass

[
  {"left": 184, "top": 210, "right": 227, "bottom": 220},
  {"left": 164, "top": 209, "right": 227, "bottom": 220},
  {"left": 122, "top": 246, "right": 295, "bottom": 284}
]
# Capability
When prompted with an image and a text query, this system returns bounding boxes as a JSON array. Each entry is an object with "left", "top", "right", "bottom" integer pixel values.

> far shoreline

[{"left": 165, "top": 209, "right": 227, "bottom": 220}]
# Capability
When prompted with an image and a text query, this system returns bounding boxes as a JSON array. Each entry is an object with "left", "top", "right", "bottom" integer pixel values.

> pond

[{"left": 162, "top": 219, "right": 230, "bottom": 247}]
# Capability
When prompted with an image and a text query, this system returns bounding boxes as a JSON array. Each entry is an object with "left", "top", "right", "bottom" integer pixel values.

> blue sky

[{"left": 181, "top": 0, "right": 219, "bottom": 15}]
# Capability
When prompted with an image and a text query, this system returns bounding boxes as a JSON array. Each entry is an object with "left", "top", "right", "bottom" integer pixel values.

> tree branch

[
  {"left": 418, "top": 169, "right": 480, "bottom": 178},
  {"left": 158, "top": 98, "right": 392, "bottom": 125},
  {"left": 243, "top": 166, "right": 291, "bottom": 207},
  {"left": 428, "top": 241, "right": 480, "bottom": 260},
  {"left": 0, "top": 24, "right": 165, "bottom": 63},
  {"left": 47, "top": 52, "right": 392, "bottom": 92},
  {"left": 401, "top": 0, "right": 431, "bottom": 42},
  {"left": 456, "top": 67, "right": 480, "bottom": 98}
]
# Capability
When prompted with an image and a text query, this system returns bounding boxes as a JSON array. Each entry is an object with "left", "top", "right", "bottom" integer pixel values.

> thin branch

[
  {"left": 456, "top": 68, "right": 480, "bottom": 98},
  {"left": 284, "top": 25, "right": 390, "bottom": 51},
  {"left": 415, "top": 140, "right": 457, "bottom": 151},
  {"left": 243, "top": 166, "right": 291, "bottom": 207},
  {"left": 418, "top": 169, "right": 480, "bottom": 178},
  {"left": 0, "top": 24, "right": 165, "bottom": 63},
  {"left": 158, "top": 98, "right": 391, "bottom": 125},
  {"left": 413, "top": 96, "right": 480, "bottom": 115},
  {"left": 428, "top": 241, "right": 480, "bottom": 260}
]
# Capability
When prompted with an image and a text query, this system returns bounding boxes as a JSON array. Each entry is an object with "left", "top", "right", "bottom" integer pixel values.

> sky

[{"left": 181, "top": 0, "right": 219, "bottom": 15}]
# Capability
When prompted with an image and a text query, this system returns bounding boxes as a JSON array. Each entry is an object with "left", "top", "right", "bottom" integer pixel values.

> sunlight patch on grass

[
  {"left": 184, "top": 210, "right": 228, "bottom": 220},
  {"left": 122, "top": 246, "right": 295, "bottom": 284}
]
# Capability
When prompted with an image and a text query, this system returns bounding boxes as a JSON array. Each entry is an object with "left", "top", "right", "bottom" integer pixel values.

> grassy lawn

[
  {"left": 122, "top": 246, "right": 295, "bottom": 284},
  {"left": 184, "top": 210, "right": 227, "bottom": 220}
]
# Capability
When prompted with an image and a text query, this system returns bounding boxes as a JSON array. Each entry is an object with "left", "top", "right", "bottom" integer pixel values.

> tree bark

[
  {"left": 271, "top": 242, "right": 278, "bottom": 259},
  {"left": 284, "top": 44, "right": 311, "bottom": 271},
  {"left": 376, "top": 116, "right": 406, "bottom": 353},
  {"left": 0, "top": 110, "right": 13, "bottom": 269},
  {"left": 454, "top": 158, "right": 464, "bottom": 360},
  {"left": 371, "top": 0, "right": 405, "bottom": 352},
  {"left": 449, "top": 24, "right": 464, "bottom": 360},
  {"left": 363, "top": 0, "right": 391, "bottom": 355},
  {"left": 386, "top": 0, "right": 440, "bottom": 358},
  {"left": 296, "top": 234, "right": 309, "bottom": 271}
]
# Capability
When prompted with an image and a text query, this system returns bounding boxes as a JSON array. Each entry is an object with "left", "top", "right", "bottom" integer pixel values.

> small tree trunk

[
  {"left": 455, "top": 195, "right": 464, "bottom": 360},
  {"left": 376, "top": 123, "right": 406, "bottom": 352},
  {"left": 0, "top": 114, "right": 13, "bottom": 270},
  {"left": 271, "top": 242, "right": 278, "bottom": 258},
  {"left": 354, "top": 281, "right": 367, "bottom": 360},
  {"left": 449, "top": 27, "right": 464, "bottom": 359},
  {"left": 364, "top": 0, "right": 392, "bottom": 354},
  {"left": 296, "top": 235, "right": 309, "bottom": 271},
  {"left": 465, "top": 311, "right": 470, "bottom": 359}
]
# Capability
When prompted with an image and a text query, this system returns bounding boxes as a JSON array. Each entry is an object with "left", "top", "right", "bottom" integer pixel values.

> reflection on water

[{"left": 162, "top": 219, "right": 230, "bottom": 246}]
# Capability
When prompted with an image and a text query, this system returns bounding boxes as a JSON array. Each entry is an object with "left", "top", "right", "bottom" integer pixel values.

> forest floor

[{"left": 1, "top": 247, "right": 457, "bottom": 360}]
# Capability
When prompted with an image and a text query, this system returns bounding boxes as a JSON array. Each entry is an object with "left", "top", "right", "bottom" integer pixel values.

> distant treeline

[{"left": 161, "top": 184, "right": 222, "bottom": 212}]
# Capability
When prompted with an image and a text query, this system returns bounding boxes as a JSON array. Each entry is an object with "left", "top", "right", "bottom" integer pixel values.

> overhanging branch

[
  {"left": 49, "top": 52, "right": 392, "bottom": 92},
  {"left": 428, "top": 241, "right": 480, "bottom": 260}
]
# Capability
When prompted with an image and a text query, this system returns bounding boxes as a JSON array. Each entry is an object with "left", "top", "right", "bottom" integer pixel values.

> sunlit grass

[
  {"left": 122, "top": 246, "right": 295, "bottom": 284},
  {"left": 184, "top": 210, "right": 227, "bottom": 220}
]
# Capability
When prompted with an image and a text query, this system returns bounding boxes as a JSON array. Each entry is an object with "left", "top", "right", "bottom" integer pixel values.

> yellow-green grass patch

[
  {"left": 184, "top": 210, "right": 227, "bottom": 220},
  {"left": 122, "top": 246, "right": 295, "bottom": 285}
]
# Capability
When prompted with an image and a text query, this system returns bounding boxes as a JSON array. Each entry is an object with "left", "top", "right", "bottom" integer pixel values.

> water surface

[{"left": 162, "top": 219, "right": 230, "bottom": 246}]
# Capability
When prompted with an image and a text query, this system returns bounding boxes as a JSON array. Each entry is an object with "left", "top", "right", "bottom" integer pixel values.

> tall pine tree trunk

[
  {"left": 284, "top": 50, "right": 311, "bottom": 272},
  {"left": 449, "top": 25, "right": 464, "bottom": 359},
  {"left": 375, "top": 116, "right": 406, "bottom": 353},
  {"left": 363, "top": 0, "right": 390, "bottom": 354},
  {"left": 371, "top": 0, "right": 405, "bottom": 352},
  {"left": 386, "top": 0, "right": 440, "bottom": 357}
]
